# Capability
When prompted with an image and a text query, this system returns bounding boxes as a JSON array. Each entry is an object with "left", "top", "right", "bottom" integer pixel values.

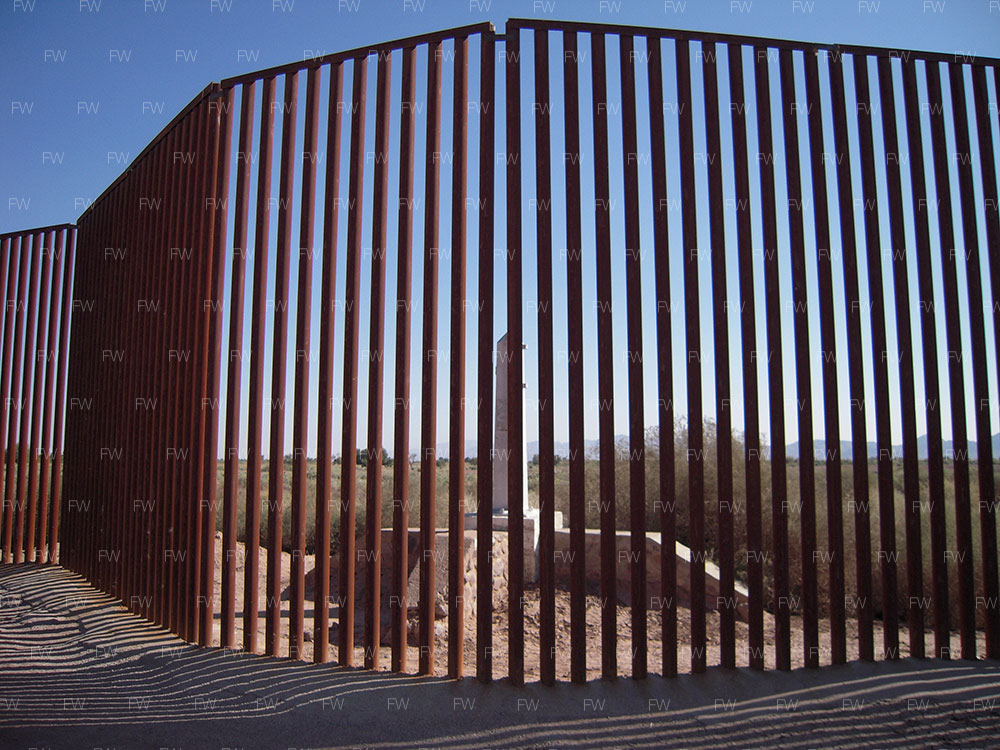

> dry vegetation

[{"left": 217, "top": 421, "right": 1000, "bottom": 633}]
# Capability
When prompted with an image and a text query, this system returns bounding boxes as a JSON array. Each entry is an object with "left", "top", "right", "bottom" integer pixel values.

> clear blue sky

[{"left": 2, "top": 0, "right": 999, "bottom": 458}]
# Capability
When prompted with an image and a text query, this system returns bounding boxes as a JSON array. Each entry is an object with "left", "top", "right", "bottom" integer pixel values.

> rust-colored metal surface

[{"left": 12, "top": 19, "right": 999, "bottom": 689}]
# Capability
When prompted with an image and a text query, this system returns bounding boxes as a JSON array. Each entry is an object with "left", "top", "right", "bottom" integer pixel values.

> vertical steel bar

[
  {"left": 81, "top": 214, "right": 100, "bottom": 584},
  {"left": 391, "top": 47, "right": 416, "bottom": 673},
  {"left": 854, "top": 56, "right": 899, "bottom": 660},
  {"left": 926, "top": 61, "right": 975, "bottom": 659},
  {"left": 589, "top": 30, "right": 616, "bottom": 681},
  {"left": 192, "top": 99, "right": 219, "bottom": 638},
  {"left": 98, "top": 192, "right": 121, "bottom": 593},
  {"left": 245, "top": 76, "right": 277, "bottom": 653},
  {"left": 291, "top": 68, "right": 320, "bottom": 662},
  {"left": 754, "top": 45, "right": 791, "bottom": 670},
  {"left": 72, "top": 227, "right": 94, "bottom": 577},
  {"left": 389, "top": 47, "right": 417, "bottom": 672},
  {"left": 144, "top": 142, "right": 170, "bottom": 618},
  {"left": 127, "top": 146, "right": 155, "bottom": 612},
  {"left": 183, "top": 101, "right": 212, "bottom": 639},
  {"left": 649, "top": 35, "right": 678, "bottom": 677},
  {"left": 165, "top": 117, "right": 194, "bottom": 631},
  {"left": 505, "top": 27, "right": 526, "bottom": 685},
  {"left": 141, "top": 154, "right": 160, "bottom": 609},
  {"left": 222, "top": 81, "right": 256, "bottom": 649},
  {"left": 779, "top": 47, "right": 818, "bottom": 668},
  {"left": 0, "top": 235, "right": 23, "bottom": 561},
  {"left": 729, "top": 44, "right": 764, "bottom": 671},
  {"left": 149, "top": 129, "right": 168, "bottom": 622},
  {"left": 677, "top": 38, "right": 706, "bottom": 674},
  {"left": 194, "top": 94, "right": 223, "bottom": 641},
  {"left": 619, "top": 33, "right": 647, "bottom": 680},
  {"left": 126, "top": 152, "right": 149, "bottom": 614},
  {"left": 57, "top": 232, "right": 76, "bottom": 571},
  {"left": 533, "top": 28, "right": 556, "bottom": 686},
  {"left": 315, "top": 61, "right": 345, "bottom": 664},
  {"left": 702, "top": 41, "right": 735, "bottom": 670},
  {"left": 901, "top": 58, "right": 949, "bottom": 658},
  {"left": 0, "top": 237, "right": 10, "bottom": 470},
  {"left": 59, "top": 228, "right": 83, "bottom": 573},
  {"left": 972, "top": 64, "right": 1000, "bottom": 658},
  {"left": 826, "top": 52, "right": 866, "bottom": 663},
  {"left": 563, "top": 29, "right": 587, "bottom": 684},
  {"left": 476, "top": 31, "right": 496, "bottom": 684},
  {"left": 419, "top": 40, "right": 442, "bottom": 677},
  {"left": 340, "top": 56, "right": 368, "bottom": 669},
  {"left": 877, "top": 56, "right": 923, "bottom": 659},
  {"left": 447, "top": 35, "right": 468, "bottom": 680},
  {"left": 0, "top": 238, "right": 9, "bottom": 547},
  {"left": 121, "top": 155, "right": 147, "bottom": 608},
  {"left": 13, "top": 232, "right": 42, "bottom": 564},
  {"left": 365, "top": 50, "right": 392, "bottom": 671},
  {"left": 199, "top": 87, "right": 233, "bottom": 645},
  {"left": 266, "top": 71, "right": 298, "bottom": 656},
  {"left": 48, "top": 227, "right": 75, "bottom": 564}
]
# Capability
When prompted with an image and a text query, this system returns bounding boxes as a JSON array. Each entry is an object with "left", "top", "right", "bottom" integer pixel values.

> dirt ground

[{"left": 212, "top": 532, "right": 984, "bottom": 681}]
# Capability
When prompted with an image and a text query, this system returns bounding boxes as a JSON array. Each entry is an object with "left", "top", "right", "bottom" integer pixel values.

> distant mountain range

[
  {"left": 432, "top": 434, "right": 1000, "bottom": 461},
  {"left": 785, "top": 434, "right": 1000, "bottom": 461}
]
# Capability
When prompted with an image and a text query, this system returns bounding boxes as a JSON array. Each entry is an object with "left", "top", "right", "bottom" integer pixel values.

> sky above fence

[{"left": 2, "top": 0, "right": 1000, "bottom": 457}]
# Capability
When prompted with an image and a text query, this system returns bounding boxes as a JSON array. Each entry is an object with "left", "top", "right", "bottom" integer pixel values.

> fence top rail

[
  {"left": 0, "top": 223, "right": 75, "bottom": 240},
  {"left": 506, "top": 17, "right": 1000, "bottom": 68},
  {"left": 76, "top": 82, "right": 219, "bottom": 224},
  {"left": 220, "top": 21, "right": 495, "bottom": 88}
]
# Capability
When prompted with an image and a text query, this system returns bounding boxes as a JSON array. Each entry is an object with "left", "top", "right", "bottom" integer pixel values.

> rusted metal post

[
  {"left": 244, "top": 75, "right": 277, "bottom": 654},
  {"left": 475, "top": 30, "right": 496, "bottom": 684},
  {"left": 447, "top": 34, "right": 468, "bottom": 681},
  {"left": 222, "top": 80, "right": 256, "bottom": 649},
  {"left": 778, "top": 47, "right": 818, "bottom": 669},
  {"left": 391, "top": 46, "right": 415, "bottom": 673},
  {"left": 972, "top": 64, "right": 1000, "bottom": 659},
  {"left": 702, "top": 41, "right": 734, "bottom": 671},
  {"left": 678, "top": 38, "right": 706, "bottom": 674},
  {"left": 902, "top": 58, "right": 949, "bottom": 659},
  {"left": 926, "top": 61, "right": 975, "bottom": 660},
  {"left": 826, "top": 53, "right": 867, "bottom": 663},
  {"left": 589, "top": 31, "right": 616, "bottom": 682},
  {"left": 754, "top": 45, "right": 791, "bottom": 671},
  {"left": 365, "top": 50, "right": 391, "bottom": 671},
  {"left": 533, "top": 28, "right": 556, "bottom": 686},
  {"left": 878, "top": 56, "right": 923, "bottom": 660},
  {"left": 419, "top": 40, "right": 442, "bottom": 677},
  {"left": 340, "top": 56, "right": 368, "bottom": 669},
  {"left": 315, "top": 61, "right": 345, "bottom": 664},
  {"left": 649, "top": 36, "right": 677, "bottom": 677},
  {"left": 854, "top": 56, "right": 899, "bottom": 660},
  {"left": 198, "top": 86, "right": 233, "bottom": 646},
  {"left": 563, "top": 29, "right": 587, "bottom": 684},
  {"left": 290, "top": 67, "right": 320, "bottom": 662},
  {"left": 0, "top": 235, "right": 24, "bottom": 562},
  {"left": 48, "top": 228, "right": 76, "bottom": 565},
  {"left": 13, "top": 232, "right": 42, "bottom": 564},
  {"left": 265, "top": 71, "right": 298, "bottom": 657},
  {"left": 619, "top": 33, "right": 646, "bottom": 680}
]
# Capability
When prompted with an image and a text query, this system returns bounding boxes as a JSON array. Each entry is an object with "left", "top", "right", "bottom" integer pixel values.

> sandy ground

[
  {"left": 213, "top": 533, "right": 986, "bottom": 681},
  {"left": 3, "top": 561, "right": 1000, "bottom": 750}
]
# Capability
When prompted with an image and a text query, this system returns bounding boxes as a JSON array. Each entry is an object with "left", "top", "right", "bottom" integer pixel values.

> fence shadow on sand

[{"left": 1, "top": 562, "right": 999, "bottom": 749}]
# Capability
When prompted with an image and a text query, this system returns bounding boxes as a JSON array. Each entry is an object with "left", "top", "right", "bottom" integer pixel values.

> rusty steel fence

[
  {"left": 0, "top": 224, "right": 75, "bottom": 568},
  {"left": 61, "top": 83, "right": 232, "bottom": 644},
  {"left": 500, "top": 18, "right": 1000, "bottom": 680},
  {"left": 4, "top": 18, "right": 1000, "bottom": 685}
]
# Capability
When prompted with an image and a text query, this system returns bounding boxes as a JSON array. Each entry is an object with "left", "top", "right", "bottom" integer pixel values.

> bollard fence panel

[{"left": 3, "top": 18, "right": 1000, "bottom": 685}]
